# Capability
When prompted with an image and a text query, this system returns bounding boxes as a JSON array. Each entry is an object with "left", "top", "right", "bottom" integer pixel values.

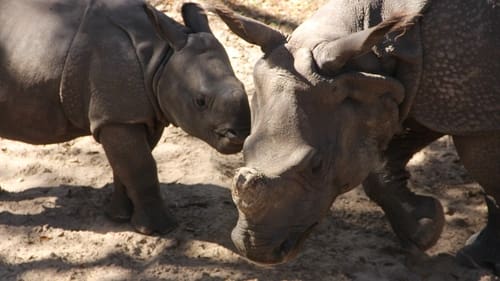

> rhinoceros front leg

[
  {"left": 454, "top": 134, "right": 500, "bottom": 273},
  {"left": 105, "top": 173, "right": 133, "bottom": 222},
  {"left": 363, "top": 121, "right": 445, "bottom": 251},
  {"left": 99, "top": 124, "right": 177, "bottom": 234}
]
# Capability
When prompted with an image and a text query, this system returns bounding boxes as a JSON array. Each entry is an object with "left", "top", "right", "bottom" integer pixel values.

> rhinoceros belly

[{"left": 411, "top": 0, "right": 500, "bottom": 135}]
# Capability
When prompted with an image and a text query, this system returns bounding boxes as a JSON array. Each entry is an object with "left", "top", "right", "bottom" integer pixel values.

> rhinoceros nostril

[
  {"left": 277, "top": 238, "right": 294, "bottom": 256},
  {"left": 225, "top": 129, "right": 239, "bottom": 140},
  {"left": 234, "top": 168, "right": 262, "bottom": 194},
  {"left": 235, "top": 173, "right": 247, "bottom": 190}
]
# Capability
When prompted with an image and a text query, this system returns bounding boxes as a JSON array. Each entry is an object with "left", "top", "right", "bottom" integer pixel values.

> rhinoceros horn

[{"left": 313, "top": 14, "right": 419, "bottom": 75}]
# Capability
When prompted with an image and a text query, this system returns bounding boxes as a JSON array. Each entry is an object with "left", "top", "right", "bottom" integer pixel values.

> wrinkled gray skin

[
  {"left": 214, "top": 0, "right": 500, "bottom": 267},
  {"left": 0, "top": 0, "right": 250, "bottom": 235}
]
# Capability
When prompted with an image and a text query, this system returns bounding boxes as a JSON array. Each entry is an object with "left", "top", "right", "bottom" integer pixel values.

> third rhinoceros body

[
  {"left": 0, "top": 0, "right": 250, "bottom": 234},
  {"left": 214, "top": 0, "right": 500, "bottom": 269}
]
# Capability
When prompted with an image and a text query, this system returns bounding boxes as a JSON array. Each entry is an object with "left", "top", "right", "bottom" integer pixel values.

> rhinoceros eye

[
  {"left": 194, "top": 95, "right": 208, "bottom": 110},
  {"left": 311, "top": 154, "right": 323, "bottom": 175}
]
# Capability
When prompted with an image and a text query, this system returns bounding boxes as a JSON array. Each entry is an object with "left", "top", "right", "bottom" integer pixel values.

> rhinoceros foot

[
  {"left": 103, "top": 184, "right": 178, "bottom": 234},
  {"left": 457, "top": 195, "right": 500, "bottom": 274},
  {"left": 457, "top": 229, "right": 500, "bottom": 275},
  {"left": 131, "top": 202, "right": 178, "bottom": 235},
  {"left": 363, "top": 171, "right": 446, "bottom": 251},
  {"left": 105, "top": 194, "right": 133, "bottom": 222},
  {"left": 386, "top": 194, "right": 445, "bottom": 251},
  {"left": 104, "top": 188, "right": 177, "bottom": 234}
]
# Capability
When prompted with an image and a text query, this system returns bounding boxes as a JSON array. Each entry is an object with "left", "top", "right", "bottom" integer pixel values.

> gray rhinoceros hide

[
  {"left": 288, "top": 0, "right": 500, "bottom": 134},
  {"left": 212, "top": 0, "right": 500, "bottom": 265},
  {"left": 0, "top": 0, "right": 165, "bottom": 142},
  {"left": 412, "top": 0, "right": 500, "bottom": 134},
  {"left": 61, "top": 0, "right": 166, "bottom": 135},
  {"left": 0, "top": 0, "right": 250, "bottom": 235}
]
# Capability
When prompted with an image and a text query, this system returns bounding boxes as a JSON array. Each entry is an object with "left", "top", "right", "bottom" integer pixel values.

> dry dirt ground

[{"left": 0, "top": 1, "right": 498, "bottom": 280}]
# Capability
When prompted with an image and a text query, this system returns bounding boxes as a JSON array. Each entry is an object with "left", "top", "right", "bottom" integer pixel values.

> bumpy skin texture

[
  {"left": 330, "top": 0, "right": 500, "bottom": 267},
  {"left": 369, "top": 0, "right": 500, "bottom": 270},
  {"left": 414, "top": 0, "right": 500, "bottom": 134},
  {"left": 214, "top": 0, "right": 500, "bottom": 268},
  {"left": 0, "top": 0, "right": 250, "bottom": 235}
]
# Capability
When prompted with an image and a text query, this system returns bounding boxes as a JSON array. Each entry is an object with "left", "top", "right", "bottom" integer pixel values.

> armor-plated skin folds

[
  {"left": 214, "top": 0, "right": 500, "bottom": 268},
  {"left": 0, "top": 0, "right": 250, "bottom": 234}
]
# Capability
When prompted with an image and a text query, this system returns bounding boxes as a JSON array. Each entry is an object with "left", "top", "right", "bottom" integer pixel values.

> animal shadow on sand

[
  {"left": 0, "top": 139, "right": 496, "bottom": 280},
  {"left": 0, "top": 182, "right": 235, "bottom": 236}
]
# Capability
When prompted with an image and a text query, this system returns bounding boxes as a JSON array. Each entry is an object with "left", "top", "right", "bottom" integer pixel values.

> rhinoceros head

[
  {"left": 214, "top": 7, "right": 413, "bottom": 263},
  {"left": 145, "top": 3, "right": 250, "bottom": 154}
]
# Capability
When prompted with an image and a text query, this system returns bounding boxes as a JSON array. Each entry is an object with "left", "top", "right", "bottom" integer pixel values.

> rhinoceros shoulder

[
  {"left": 410, "top": 0, "right": 500, "bottom": 134},
  {"left": 60, "top": 0, "right": 168, "bottom": 140}
]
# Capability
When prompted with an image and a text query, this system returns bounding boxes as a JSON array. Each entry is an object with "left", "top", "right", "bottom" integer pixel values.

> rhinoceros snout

[
  {"left": 231, "top": 167, "right": 275, "bottom": 216},
  {"left": 234, "top": 167, "right": 260, "bottom": 188},
  {"left": 231, "top": 217, "right": 318, "bottom": 264},
  {"left": 233, "top": 167, "right": 265, "bottom": 197}
]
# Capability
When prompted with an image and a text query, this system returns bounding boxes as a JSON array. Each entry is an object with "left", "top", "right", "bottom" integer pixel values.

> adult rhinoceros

[
  {"left": 213, "top": 0, "right": 500, "bottom": 268},
  {"left": 0, "top": 0, "right": 250, "bottom": 235}
]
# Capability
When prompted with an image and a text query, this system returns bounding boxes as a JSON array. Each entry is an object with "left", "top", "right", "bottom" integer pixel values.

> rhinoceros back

[
  {"left": 0, "top": 0, "right": 85, "bottom": 91},
  {"left": 412, "top": 0, "right": 500, "bottom": 135}
]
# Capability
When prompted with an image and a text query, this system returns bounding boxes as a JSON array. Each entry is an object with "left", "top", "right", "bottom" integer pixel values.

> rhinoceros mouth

[
  {"left": 244, "top": 222, "right": 319, "bottom": 265},
  {"left": 213, "top": 127, "right": 249, "bottom": 154},
  {"left": 214, "top": 128, "right": 245, "bottom": 144},
  {"left": 274, "top": 222, "right": 319, "bottom": 263}
]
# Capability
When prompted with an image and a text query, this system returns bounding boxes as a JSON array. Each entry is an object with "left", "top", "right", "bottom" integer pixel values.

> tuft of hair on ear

[
  {"left": 207, "top": 3, "right": 286, "bottom": 53},
  {"left": 181, "top": 2, "right": 212, "bottom": 33},
  {"left": 143, "top": 3, "right": 159, "bottom": 25},
  {"left": 207, "top": 4, "right": 249, "bottom": 38},
  {"left": 383, "top": 13, "right": 422, "bottom": 39},
  {"left": 143, "top": 2, "right": 188, "bottom": 50}
]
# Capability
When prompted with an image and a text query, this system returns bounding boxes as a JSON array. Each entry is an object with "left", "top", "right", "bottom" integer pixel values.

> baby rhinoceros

[{"left": 0, "top": 0, "right": 250, "bottom": 234}]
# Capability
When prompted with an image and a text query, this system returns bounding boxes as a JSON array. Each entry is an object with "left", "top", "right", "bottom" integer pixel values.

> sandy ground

[{"left": 0, "top": 1, "right": 498, "bottom": 280}]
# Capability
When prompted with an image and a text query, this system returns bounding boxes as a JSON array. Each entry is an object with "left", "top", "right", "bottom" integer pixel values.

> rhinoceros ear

[
  {"left": 181, "top": 3, "right": 212, "bottom": 34},
  {"left": 211, "top": 5, "right": 286, "bottom": 53},
  {"left": 313, "top": 14, "right": 419, "bottom": 75},
  {"left": 144, "top": 3, "right": 188, "bottom": 51},
  {"left": 334, "top": 72, "right": 405, "bottom": 105}
]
